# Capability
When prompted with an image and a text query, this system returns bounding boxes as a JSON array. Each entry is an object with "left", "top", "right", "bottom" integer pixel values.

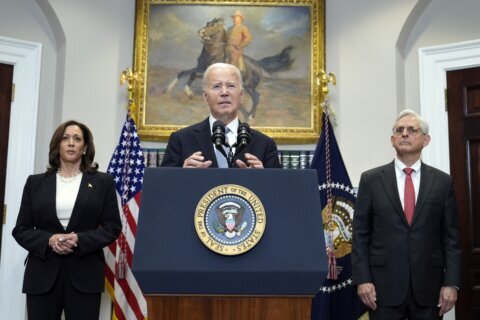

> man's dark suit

[
  {"left": 161, "top": 118, "right": 281, "bottom": 168},
  {"left": 352, "top": 161, "right": 461, "bottom": 307},
  {"left": 12, "top": 171, "right": 121, "bottom": 295}
]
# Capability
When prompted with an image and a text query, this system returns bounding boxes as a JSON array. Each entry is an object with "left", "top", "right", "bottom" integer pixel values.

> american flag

[{"left": 105, "top": 115, "right": 147, "bottom": 320}]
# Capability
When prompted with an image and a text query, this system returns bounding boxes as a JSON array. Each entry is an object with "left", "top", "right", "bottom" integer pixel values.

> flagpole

[
  {"left": 311, "top": 71, "right": 368, "bottom": 319},
  {"left": 316, "top": 69, "right": 338, "bottom": 280},
  {"left": 117, "top": 68, "right": 139, "bottom": 280},
  {"left": 106, "top": 68, "right": 148, "bottom": 319}
]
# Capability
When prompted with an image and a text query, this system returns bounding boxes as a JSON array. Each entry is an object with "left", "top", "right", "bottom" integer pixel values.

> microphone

[
  {"left": 211, "top": 120, "right": 226, "bottom": 147},
  {"left": 235, "top": 122, "right": 251, "bottom": 154},
  {"left": 212, "top": 120, "right": 232, "bottom": 167}
]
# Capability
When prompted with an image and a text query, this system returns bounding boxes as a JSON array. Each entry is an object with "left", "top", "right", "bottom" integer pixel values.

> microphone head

[
  {"left": 238, "top": 122, "right": 250, "bottom": 132},
  {"left": 211, "top": 120, "right": 226, "bottom": 147},
  {"left": 237, "top": 122, "right": 251, "bottom": 146},
  {"left": 212, "top": 120, "right": 225, "bottom": 132}
]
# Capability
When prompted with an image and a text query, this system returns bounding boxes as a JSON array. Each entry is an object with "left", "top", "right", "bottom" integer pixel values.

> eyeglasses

[{"left": 392, "top": 126, "right": 423, "bottom": 136}]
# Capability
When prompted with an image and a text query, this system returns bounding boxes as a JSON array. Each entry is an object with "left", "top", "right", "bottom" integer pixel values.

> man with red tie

[{"left": 352, "top": 109, "right": 461, "bottom": 319}]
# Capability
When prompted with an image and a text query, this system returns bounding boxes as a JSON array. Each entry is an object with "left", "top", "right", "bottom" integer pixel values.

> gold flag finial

[
  {"left": 120, "top": 68, "right": 139, "bottom": 122},
  {"left": 316, "top": 69, "right": 336, "bottom": 101},
  {"left": 316, "top": 69, "right": 338, "bottom": 126}
]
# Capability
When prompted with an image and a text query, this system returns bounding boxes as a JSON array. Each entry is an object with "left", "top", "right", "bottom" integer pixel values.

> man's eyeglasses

[{"left": 392, "top": 126, "right": 423, "bottom": 136}]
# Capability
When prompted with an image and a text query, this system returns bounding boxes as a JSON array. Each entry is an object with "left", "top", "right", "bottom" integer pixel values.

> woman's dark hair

[{"left": 46, "top": 120, "right": 98, "bottom": 175}]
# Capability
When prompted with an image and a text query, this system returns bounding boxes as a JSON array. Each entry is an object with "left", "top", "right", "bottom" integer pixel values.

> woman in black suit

[{"left": 12, "top": 120, "right": 121, "bottom": 320}]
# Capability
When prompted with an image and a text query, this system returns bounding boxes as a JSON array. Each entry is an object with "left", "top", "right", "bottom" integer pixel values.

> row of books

[
  {"left": 143, "top": 148, "right": 166, "bottom": 168},
  {"left": 279, "top": 150, "right": 315, "bottom": 169},
  {"left": 142, "top": 148, "right": 316, "bottom": 169}
]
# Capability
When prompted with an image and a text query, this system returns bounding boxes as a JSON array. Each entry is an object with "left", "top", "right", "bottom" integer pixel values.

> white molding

[
  {"left": 0, "top": 36, "right": 41, "bottom": 320},
  {"left": 419, "top": 39, "right": 480, "bottom": 174},
  {"left": 419, "top": 40, "right": 480, "bottom": 320}
]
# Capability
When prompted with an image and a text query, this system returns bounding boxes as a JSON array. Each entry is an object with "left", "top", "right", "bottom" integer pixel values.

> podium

[{"left": 132, "top": 168, "right": 327, "bottom": 320}]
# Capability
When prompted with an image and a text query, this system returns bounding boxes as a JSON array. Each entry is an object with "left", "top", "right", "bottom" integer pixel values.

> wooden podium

[
  {"left": 145, "top": 296, "right": 311, "bottom": 320},
  {"left": 133, "top": 168, "right": 327, "bottom": 320}
]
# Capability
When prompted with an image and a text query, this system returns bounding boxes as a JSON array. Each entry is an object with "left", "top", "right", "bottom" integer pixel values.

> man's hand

[
  {"left": 357, "top": 283, "right": 377, "bottom": 310},
  {"left": 236, "top": 153, "right": 264, "bottom": 169},
  {"left": 183, "top": 151, "right": 213, "bottom": 168},
  {"left": 438, "top": 286, "right": 457, "bottom": 316}
]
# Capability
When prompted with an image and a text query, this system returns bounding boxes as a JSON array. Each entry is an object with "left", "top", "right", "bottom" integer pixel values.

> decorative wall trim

[
  {"left": 0, "top": 36, "right": 41, "bottom": 320},
  {"left": 419, "top": 39, "right": 480, "bottom": 173}
]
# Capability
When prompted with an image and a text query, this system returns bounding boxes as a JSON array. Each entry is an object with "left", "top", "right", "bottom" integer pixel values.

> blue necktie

[
  {"left": 215, "top": 127, "right": 235, "bottom": 168},
  {"left": 215, "top": 147, "right": 228, "bottom": 168}
]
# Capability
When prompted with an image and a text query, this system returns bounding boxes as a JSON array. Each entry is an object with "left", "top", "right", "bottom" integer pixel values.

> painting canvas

[{"left": 134, "top": 0, "right": 325, "bottom": 142}]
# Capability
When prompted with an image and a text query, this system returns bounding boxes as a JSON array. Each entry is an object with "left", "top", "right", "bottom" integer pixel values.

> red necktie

[{"left": 403, "top": 168, "right": 415, "bottom": 225}]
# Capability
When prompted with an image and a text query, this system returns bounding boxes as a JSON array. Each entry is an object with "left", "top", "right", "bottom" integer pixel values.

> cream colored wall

[
  {"left": 0, "top": 0, "right": 134, "bottom": 174},
  {"left": 2, "top": 0, "right": 478, "bottom": 184},
  {"left": 1, "top": 0, "right": 478, "bottom": 318},
  {"left": 325, "top": 0, "right": 418, "bottom": 185},
  {"left": 0, "top": 0, "right": 60, "bottom": 173},
  {"left": 327, "top": 0, "right": 480, "bottom": 185},
  {"left": 48, "top": 0, "right": 135, "bottom": 171},
  {"left": 404, "top": 0, "right": 480, "bottom": 115}
]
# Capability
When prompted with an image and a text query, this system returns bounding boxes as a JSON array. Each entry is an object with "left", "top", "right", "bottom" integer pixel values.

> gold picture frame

[{"left": 133, "top": 0, "right": 325, "bottom": 143}]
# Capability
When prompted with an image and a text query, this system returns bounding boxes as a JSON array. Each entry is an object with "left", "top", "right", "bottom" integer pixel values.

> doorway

[
  {"left": 419, "top": 39, "right": 480, "bottom": 320},
  {"left": 0, "top": 63, "right": 14, "bottom": 261},
  {"left": 446, "top": 66, "right": 480, "bottom": 320},
  {"left": 0, "top": 36, "right": 41, "bottom": 320}
]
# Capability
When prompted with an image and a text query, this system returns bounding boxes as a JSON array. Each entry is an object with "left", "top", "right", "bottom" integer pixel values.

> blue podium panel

[{"left": 132, "top": 168, "right": 327, "bottom": 295}]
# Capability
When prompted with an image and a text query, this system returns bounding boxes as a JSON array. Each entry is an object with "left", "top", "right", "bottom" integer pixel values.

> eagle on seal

[{"left": 215, "top": 202, "right": 245, "bottom": 238}]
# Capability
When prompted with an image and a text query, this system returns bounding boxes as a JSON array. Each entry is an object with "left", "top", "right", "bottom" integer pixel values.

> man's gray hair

[
  {"left": 394, "top": 109, "right": 429, "bottom": 134},
  {"left": 202, "top": 63, "right": 244, "bottom": 90}
]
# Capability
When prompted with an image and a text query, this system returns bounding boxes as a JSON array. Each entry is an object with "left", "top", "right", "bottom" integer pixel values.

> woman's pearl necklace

[{"left": 57, "top": 170, "right": 81, "bottom": 183}]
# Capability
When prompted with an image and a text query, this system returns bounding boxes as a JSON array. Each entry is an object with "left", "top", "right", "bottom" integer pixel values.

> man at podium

[{"left": 161, "top": 63, "right": 281, "bottom": 169}]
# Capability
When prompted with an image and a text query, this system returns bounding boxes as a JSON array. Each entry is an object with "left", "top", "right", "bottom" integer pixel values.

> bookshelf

[{"left": 142, "top": 148, "right": 316, "bottom": 169}]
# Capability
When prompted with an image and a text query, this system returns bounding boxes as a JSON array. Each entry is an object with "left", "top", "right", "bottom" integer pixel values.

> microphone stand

[
  {"left": 214, "top": 143, "right": 234, "bottom": 168},
  {"left": 213, "top": 121, "right": 251, "bottom": 168},
  {"left": 227, "top": 145, "right": 234, "bottom": 168}
]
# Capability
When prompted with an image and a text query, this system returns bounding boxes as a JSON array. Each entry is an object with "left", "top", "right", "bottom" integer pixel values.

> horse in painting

[{"left": 163, "top": 17, "right": 294, "bottom": 121}]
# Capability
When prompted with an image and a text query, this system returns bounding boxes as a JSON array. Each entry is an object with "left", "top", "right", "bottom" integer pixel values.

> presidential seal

[
  {"left": 319, "top": 182, "right": 356, "bottom": 259},
  {"left": 194, "top": 184, "right": 266, "bottom": 255}
]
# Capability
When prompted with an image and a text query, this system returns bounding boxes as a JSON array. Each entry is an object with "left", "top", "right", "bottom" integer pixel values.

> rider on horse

[{"left": 227, "top": 10, "right": 252, "bottom": 72}]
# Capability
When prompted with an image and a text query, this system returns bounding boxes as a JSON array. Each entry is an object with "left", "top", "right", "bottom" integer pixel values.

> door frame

[
  {"left": 419, "top": 39, "right": 480, "bottom": 173},
  {"left": 0, "top": 36, "right": 41, "bottom": 320},
  {"left": 419, "top": 39, "right": 480, "bottom": 320}
]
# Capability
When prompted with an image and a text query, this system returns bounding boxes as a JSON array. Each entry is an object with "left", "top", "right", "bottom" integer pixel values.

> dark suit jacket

[
  {"left": 352, "top": 161, "right": 461, "bottom": 307},
  {"left": 12, "top": 171, "right": 121, "bottom": 294},
  {"left": 161, "top": 118, "right": 281, "bottom": 168}
]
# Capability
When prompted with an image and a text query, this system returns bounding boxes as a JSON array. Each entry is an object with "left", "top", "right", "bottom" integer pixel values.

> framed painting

[{"left": 133, "top": 0, "right": 325, "bottom": 143}]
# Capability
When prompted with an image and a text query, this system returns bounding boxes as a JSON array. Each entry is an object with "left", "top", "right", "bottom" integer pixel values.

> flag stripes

[{"left": 105, "top": 115, "right": 148, "bottom": 320}]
